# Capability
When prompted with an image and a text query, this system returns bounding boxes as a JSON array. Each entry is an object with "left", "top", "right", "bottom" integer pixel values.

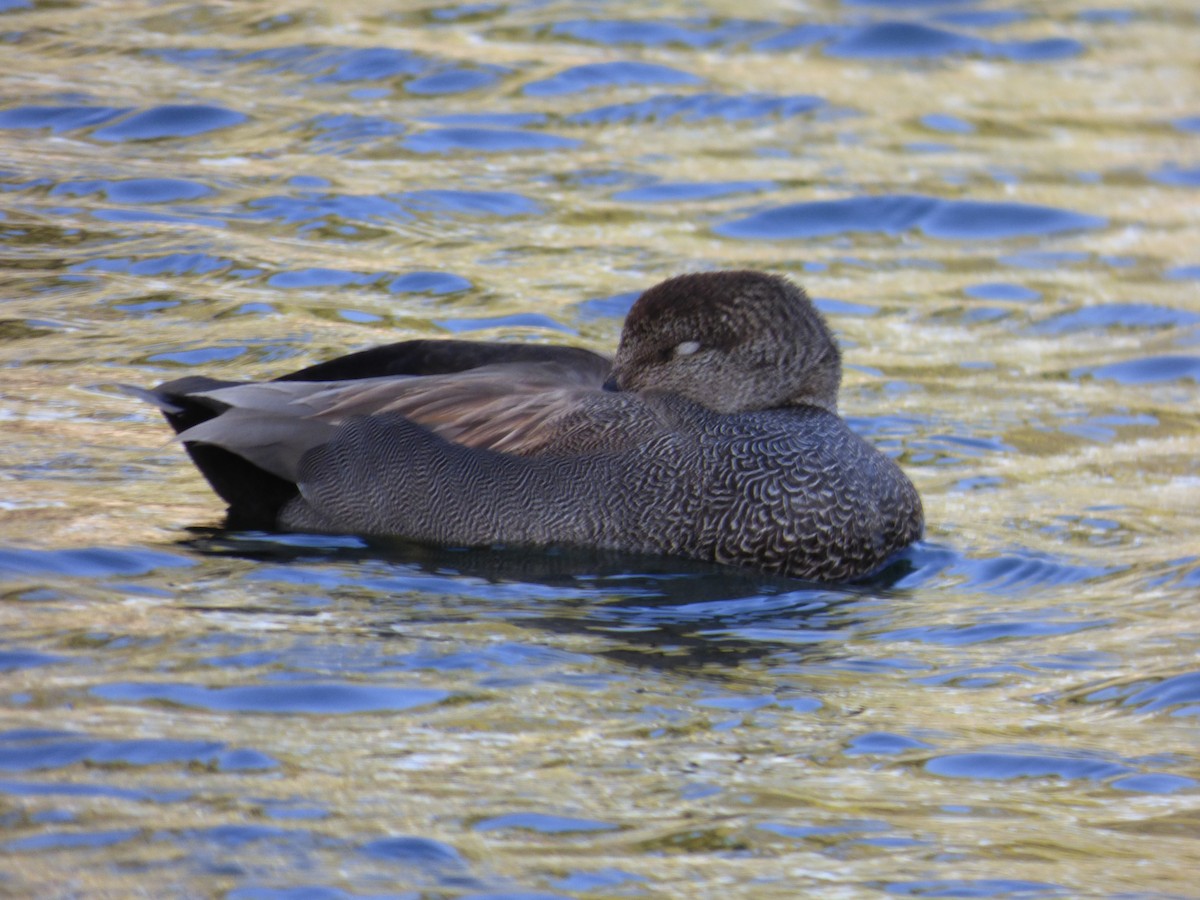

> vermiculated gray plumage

[{"left": 143, "top": 271, "right": 924, "bottom": 582}]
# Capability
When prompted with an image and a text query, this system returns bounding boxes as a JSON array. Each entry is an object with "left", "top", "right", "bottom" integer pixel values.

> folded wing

[{"left": 178, "top": 358, "right": 612, "bottom": 481}]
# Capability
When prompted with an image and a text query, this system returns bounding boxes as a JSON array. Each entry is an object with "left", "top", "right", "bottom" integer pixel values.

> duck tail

[{"left": 141, "top": 376, "right": 301, "bottom": 529}]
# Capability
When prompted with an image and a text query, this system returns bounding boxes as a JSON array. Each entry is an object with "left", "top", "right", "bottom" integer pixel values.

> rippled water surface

[{"left": 2, "top": 0, "right": 1198, "bottom": 896}]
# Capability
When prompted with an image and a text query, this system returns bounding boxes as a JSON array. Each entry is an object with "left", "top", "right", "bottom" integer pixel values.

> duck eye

[{"left": 673, "top": 340, "right": 701, "bottom": 358}]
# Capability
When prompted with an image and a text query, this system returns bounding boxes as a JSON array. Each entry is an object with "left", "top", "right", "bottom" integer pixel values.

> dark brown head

[{"left": 608, "top": 271, "right": 842, "bottom": 414}]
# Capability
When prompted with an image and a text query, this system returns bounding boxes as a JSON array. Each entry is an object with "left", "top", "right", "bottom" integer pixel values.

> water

[{"left": 1, "top": 0, "right": 1198, "bottom": 896}]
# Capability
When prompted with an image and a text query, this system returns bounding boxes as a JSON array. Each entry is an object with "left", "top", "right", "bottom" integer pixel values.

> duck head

[{"left": 607, "top": 270, "right": 842, "bottom": 414}]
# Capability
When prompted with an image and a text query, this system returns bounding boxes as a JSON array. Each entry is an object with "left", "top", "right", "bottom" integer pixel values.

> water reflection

[
  {"left": 182, "top": 529, "right": 881, "bottom": 671},
  {"left": 569, "top": 91, "right": 827, "bottom": 125},
  {"left": 176, "top": 529, "right": 1133, "bottom": 678},
  {"left": 716, "top": 195, "right": 1106, "bottom": 241}
]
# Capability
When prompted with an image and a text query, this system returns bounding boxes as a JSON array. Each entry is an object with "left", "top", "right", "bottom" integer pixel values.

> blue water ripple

[
  {"left": 0, "top": 649, "right": 63, "bottom": 671},
  {"left": 311, "top": 47, "right": 427, "bottom": 83},
  {"left": 474, "top": 812, "right": 619, "bottom": 834},
  {"left": 0, "top": 733, "right": 273, "bottom": 773},
  {"left": 524, "top": 61, "right": 701, "bottom": 97},
  {"left": 52, "top": 177, "right": 212, "bottom": 204},
  {"left": 1000, "top": 250, "right": 1090, "bottom": 269},
  {"left": 244, "top": 192, "right": 410, "bottom": 227},
  {"left": 90, "top": 739, "right": 242, "bottom": 767},
  {"left": 457, "top": 892, "right": 570, "bottom": 900},
  {"left": 884, "top": 878, "right": 1068, "bottom": 898},
  {"left": 232, "top": 44, "right": 428, "bottom": 85},
  {"left": 937, "top": 10, "right": 1031, "bottom": 29},
  {"left": 0, "top": 729, "right": 83, "bottom": 742},
  {"left": 267, "top": 268, "right": 378, "bottom": 289},
  {"left": 832, "top": 21, "right": 982, "bottom": 58},
  {"left": 398, "top": 189, "right": 541, "bottom": 217},
  {"left": 300, "top": 113, "right": 407, "bottom": 152},
  {"left": 178, "top": 824, "right": 293, "bottom": 847},
  {"left": 844, "top": 0, "right": 979, "bottom": 6},
  {"left": 1076, "top": 9, "right": 1138, "bottom": 24},
  {"left": 407, "top": 67, "right": 502, "bottom": 95},
  {"left": 550, "top": 17, "right": 774, "bottom": 48},
  {"left": 387, "top": 271, "right": 472, "bottom": 295},
  {"left": 925, "top": 750, "right": 1131, "bottom": 781},
  {"left": 568, "top": 92, "right": 824, "bottom": 125},
  {"left": 574, "top": 290, "right": 640, "bottom": 321},
  {"left": 403, "top": 127, "right": 581, "bottom": 154},
  {"left": 91, "top": 208, "right": 227, "bottom": 228},
  {"left": 0, "top": 734, "right": 82, "bottom": 774},
  {"left": 1033, "top": 303, "right": 1200, "bottom": 334},
  {"left": 878, "top": 619, "right": 1096, "bottom": 646},
  {"left": 963, "top": 282, "right": 1042, "bottom": 302},
  {"left": 3, "top": 828, "right": 140, "bottom": 852},
  {"left": 0, "top": 104, "right": 130, "bottom": 132},
  {"left": 245, "top": 189, "right": 537, "bottom": 231},
  {"left": 913, "top": 665, "right": 1027, "bottom": 688},
  {"left": 0, "top": 777, "right": 188, "bottom": 803},
  {"left": 753, "top": 24, "right": 842, "bottom": 52},
  {"left": 716, "top": 195, "right": 1105, "bottom": 241},
  {"left": 614, "top": 180, "right": 775, "bottom": 203},
  {"left": 435, "top": 313, "right": 574, "bottom": 334},
  {"left": 1149, "top": 164, "right": 1200, "bottom": 187},
  {"left": 140, "top": 46, "right": 235, "bottom": 74},
  {"left": 758, "top": 20, "right": 1083, "bottom": 61},
  {"left": 400, "top": 642, "right": 590, "bottom": 675},
  {"left": 1110, "top": 774, "right": 1196, "bottom": 794},
  {"left": 1178, "top": 561, "right": 1200, "bottom": 587},
  {"left": 952, "top": 553, "right": 1120, "bottom": 592},
  {"left": 553, "top": 869, "right": 646, "bottom": 892},
  {"left": 73, "top": 252, "right": 234, "bottom": 277},
  {"left": 1074, "top": 355, "right": 1200, "bottom": 384},
  {"left": 217, "top": 748, "right": 279, "bottom": 771},
  {"left": 91, "top": 104, "right": 247, "bottom": 141},
  {"left": 227, "top": 886, "right": 354, "bottom": 900},
  {"left": 1166, "top": 264, "right": 1200, "bottom": 280},
  {"left": 1121, "top": 670, "right": 1200, "bottom": 715},
  {"left": 147, "top": 345, "right": 246, "bottom": 366},
  {"left": 922, "top": 113, "right": 975, "bottom": 134},
  {"left": 0, "top": 546, "right": 193, "bottom": 580},
  {"left": 829, "top": 22, "right": 1083, "bottom": 61},
  {"left": 911, "top": 431, "right": 1014, "bottom": 461},
  {"left": 420, "top": 112, "right": 547, "bottom": 128},
  {"left": 695, "top": 694, "right": 776, "bottom": 712},
  {"left": 360, "top": 835, "right": 464, "bottom": 866},
  {"left": 816, "top": 297, "right": 880, "bottom": 317},
  {"left": 846, "top": 732, "right": 933, "bottom": 756},
  {"left": 92, "top": 681, "right": 451, "bottom": 714},
  {"left": 263, "top": 804, "right": 328, "bottom": 821}
]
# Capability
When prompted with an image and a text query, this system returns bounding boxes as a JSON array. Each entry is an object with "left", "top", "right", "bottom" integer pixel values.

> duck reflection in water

[{"left": 183, "top": 528, "right": 924, "bottom": 673}]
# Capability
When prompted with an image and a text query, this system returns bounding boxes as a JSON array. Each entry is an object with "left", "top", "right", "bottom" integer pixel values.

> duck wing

[
  {"left": 169, "top": 357, "right": 620, "bottom": 484},
  {"left": 275, "top": 338, "right": 611, "bottom": 382}
]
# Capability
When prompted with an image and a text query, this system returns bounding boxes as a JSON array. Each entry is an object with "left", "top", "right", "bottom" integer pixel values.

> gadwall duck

[{"left": 143, "top": 270, "right": 923, "bottom": 582}]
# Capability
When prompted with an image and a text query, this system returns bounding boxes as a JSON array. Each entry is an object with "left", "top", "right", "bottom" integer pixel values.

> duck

[{"left": 142, "top": 270, "right": 923, "bottom": 582}]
